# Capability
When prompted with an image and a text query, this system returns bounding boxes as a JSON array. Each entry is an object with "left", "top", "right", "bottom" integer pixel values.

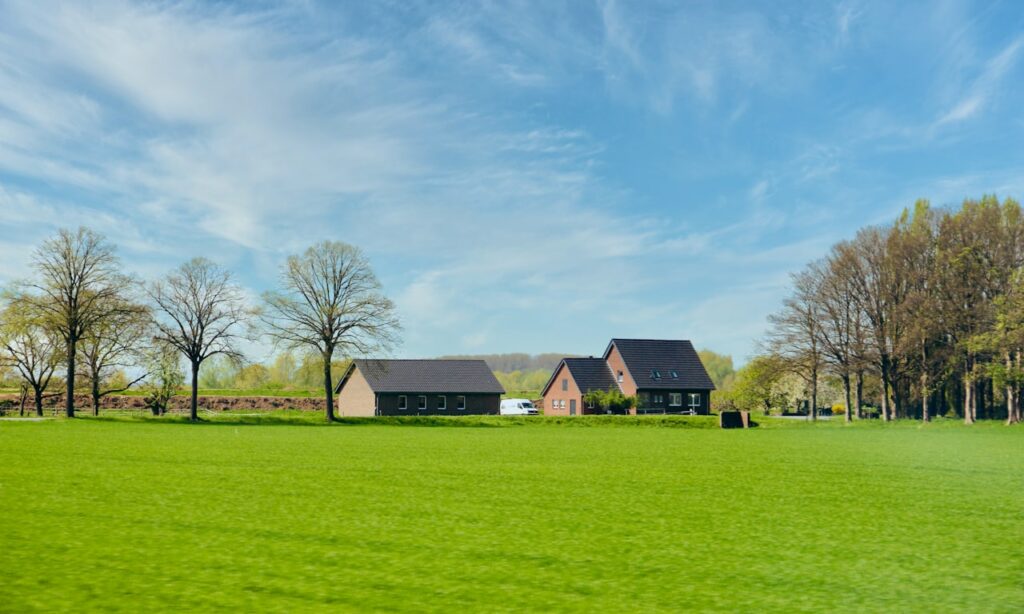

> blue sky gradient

[{"left": 1, "top": 1, "right": 1023, "bottom": 364}]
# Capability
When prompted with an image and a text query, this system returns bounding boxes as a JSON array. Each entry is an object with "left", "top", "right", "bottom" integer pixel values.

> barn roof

[
  {"left": 338, "top": 359, "right": 505, "bottom": 394},
  {"left": 605, "top": 339, "right": 716, "bottom": 390}
]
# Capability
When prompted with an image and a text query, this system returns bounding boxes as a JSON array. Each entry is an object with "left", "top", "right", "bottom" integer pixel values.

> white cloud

[{"left": 935, "top": 36, "right": 1023, "bottom": 127}]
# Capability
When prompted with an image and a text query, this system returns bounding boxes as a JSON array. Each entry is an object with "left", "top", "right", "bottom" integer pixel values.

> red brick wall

[
  {"left": 542, "top": 363, "right": 583, "bottom": 416},
  {"left": 604, "top": 343, "right": 636, "bottom": 396}
]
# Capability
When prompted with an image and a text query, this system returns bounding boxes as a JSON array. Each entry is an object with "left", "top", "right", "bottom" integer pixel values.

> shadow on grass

[{"left": 73, "top": 411, "right": 722, "bottom": 429}]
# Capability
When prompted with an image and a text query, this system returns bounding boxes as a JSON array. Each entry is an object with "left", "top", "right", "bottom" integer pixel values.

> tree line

[
  {"left": 741, "top": 195, "right": 1023, "bottom": 425},
  {"left": 0, "top": 228, "right": 400, "bottom": 421}
]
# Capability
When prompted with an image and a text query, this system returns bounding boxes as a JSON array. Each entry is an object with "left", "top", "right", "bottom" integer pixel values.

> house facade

[
  {"left": 335, "top": 359, "right": 504, "bottom": 416},
  {"left": 541, "top": 339, "right": 715, "bottom": 415}
]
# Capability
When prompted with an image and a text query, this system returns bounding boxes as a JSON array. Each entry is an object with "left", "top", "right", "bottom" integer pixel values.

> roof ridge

[{"left": 611, "top": 338, "right": 693, "bottom": 343}]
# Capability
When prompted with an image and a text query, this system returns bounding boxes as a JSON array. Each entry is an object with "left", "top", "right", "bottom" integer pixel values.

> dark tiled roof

[
  {"left": 563, "top": 358, "right": 619, "bottom": 394},
  {"left": 607, "top": 339, "right": 715, "bottom": 390},
  {"left": 346, "top": 359, "right": 505, "bottom": 394}
]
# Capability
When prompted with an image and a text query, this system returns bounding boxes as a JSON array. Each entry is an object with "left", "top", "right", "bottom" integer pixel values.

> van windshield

[{"left": 520, "top": 402, "right": 534, "bottom": 408}]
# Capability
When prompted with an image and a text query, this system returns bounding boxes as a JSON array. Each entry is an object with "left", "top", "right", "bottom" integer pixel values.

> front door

[{"left": 569, "top": 399, "right": 577, "bottom": 415}]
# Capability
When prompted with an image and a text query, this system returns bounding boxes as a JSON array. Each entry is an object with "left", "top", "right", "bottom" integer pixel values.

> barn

[{"left": 334, "top": 359, "right": 504, "bottom": 416}]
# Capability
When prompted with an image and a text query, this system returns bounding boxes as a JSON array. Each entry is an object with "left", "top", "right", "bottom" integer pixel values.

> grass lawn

[{"left": 0, "top": 417, "right": 1021, "bottom": 612}]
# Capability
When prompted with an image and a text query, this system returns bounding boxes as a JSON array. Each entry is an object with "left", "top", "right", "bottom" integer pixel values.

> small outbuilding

[{"left": 334, "top": 359, "right": 505, "bottom": 416}]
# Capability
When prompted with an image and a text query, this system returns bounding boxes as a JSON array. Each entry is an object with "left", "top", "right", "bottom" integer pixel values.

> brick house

[
  {"left": 334, "top": 359, "right": 504, "bottom": 416},
  {"left": 541, "top": 339, "right": 716, "bottom": 415}
]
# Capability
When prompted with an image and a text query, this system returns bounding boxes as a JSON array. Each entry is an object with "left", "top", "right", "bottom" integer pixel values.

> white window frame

[
  {"left": 418, "top": 395, "right": 427, "bottom": 410},
  {"left": 688, "top": 393, "right": 701, "bottom": 410},
  {"left": 654, "top": 394, "right": 663, "bottom": 404},
  {"left": 457, "top": 395, "right": 466, "bottom": 410},
  {"left": 437, "top": 395, "right": 446, "bottom": 410},
  {"left": 617, "top": 371, "right": 623, "bottom": 383},
  {"left": 669, "top": 393, "right": 682, "bottom": 407},
  {"left": 398, "top": 395, "right": 407, "bottom": 410}
]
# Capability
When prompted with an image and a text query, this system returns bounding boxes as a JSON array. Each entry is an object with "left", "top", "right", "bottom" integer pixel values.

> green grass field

[{"left": 1, "top": 416, "right": 1021, "bottom": 612}]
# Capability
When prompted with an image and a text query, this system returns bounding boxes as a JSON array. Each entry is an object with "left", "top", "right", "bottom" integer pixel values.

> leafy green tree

[
  {"left": 78, "top": 298, "right": 151, "bottom": 415},
  {"left": 235, "top": 364, "right": 270, "bottom": 390},
  {"left": 0, "top": 296, "right": 63, "bottom": 416},
  {"left": 26, "top": 227, "right": 135, "bottom": 417},
  {"left": 582, "top": 388, "right": 637, "bottom": 414},
  {"left": 698, "top": 349, "right": 736, "bottom": 390},
  {"left": 729, "top": 355, "right": 789, "bottom": 414},
  {"left": 141, "top": 345, "right": 184, "bottom": 416}
]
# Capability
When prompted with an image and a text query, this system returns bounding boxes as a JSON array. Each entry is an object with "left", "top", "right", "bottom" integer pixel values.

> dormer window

[
  {"left": 670, "top": 370, "right": 679, "bottom": 379},
  {"left": 651, "top": 369, "right": 661, "bottom": 380}
]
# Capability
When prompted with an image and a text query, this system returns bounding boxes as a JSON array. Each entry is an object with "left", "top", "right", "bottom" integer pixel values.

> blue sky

[{"left": 1, "top": 1, "right": 1023, "bottom": 365}]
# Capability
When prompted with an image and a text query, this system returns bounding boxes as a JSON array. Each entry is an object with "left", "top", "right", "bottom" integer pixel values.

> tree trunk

[
  {"left": 843, "top": 374, "right": 852, "bottom": 424},
  {"left": 34, "top": 386, "right": 44, "bottom": 417},
  {"left": 810, "top": 368, "right": 818, "bottom": 422},
  {"left": 65, "top": 337, "right": 76, "bottom": 418},
  {"left": 322, "top": 351, "right": 336, "bottom": 422},
  {"left": 190, "top": 361, "right": 200, "bottom": 422},
  {"left": 855, "top": 371, "right": 863, "bottom": 419},
  {"left": 963, "top": 363, "right": 974, "bottom": 424},
  {"left": 1011, "top": 352, "right": 1022, "bottom": 425},
  {"left": 19, "top": 385, "right": 27, "bottom": 417},
  {"left": 92, "top": 376, "right": 101, "bottom": 417},
  {"left": 972, "top": 379, "right": 980, "bottom": 422}
]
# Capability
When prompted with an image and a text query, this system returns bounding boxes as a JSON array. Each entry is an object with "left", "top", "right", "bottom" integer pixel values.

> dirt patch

[{"left": 0, "top": 394, "right": 325, "bottom": 413}]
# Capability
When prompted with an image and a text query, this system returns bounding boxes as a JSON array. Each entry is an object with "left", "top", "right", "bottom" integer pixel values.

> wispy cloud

[
  {"left": 935, "top": 36, "right": 1023, "bottom": 127},
  {"left": 1, "top": 0, "right": 1021, "bottom": 363}
]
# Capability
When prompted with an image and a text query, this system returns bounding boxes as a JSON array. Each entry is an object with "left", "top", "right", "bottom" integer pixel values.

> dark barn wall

[{"left": 376, "top": 393, "right": 500, "bottom": 416}]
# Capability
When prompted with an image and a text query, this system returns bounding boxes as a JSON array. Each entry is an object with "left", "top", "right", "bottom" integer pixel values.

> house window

[
  {"left": 437, "top": 396, "right": 446, "bottom": 410},
  {"left": 559, "top": 400, "right": 565, "bottom": 409},
  {"left": 669, "top": 393, "right": 682, "bottom": 407},
  {"left": 398, "top": 395, "right": 407, "bottom": 410},
  {"left": 586, "top": 397, "right": 595, "bottom": 409},
  {"left": 418, "top": 395, "right": 427, "bottom": 410},
  {"left": 670, "top": 370, "right": 679, "bottom": 379},
  {"left": 651, "top": 369, "right": 661, "bottom": 381},
  {"left": 562, "top": 378, "right": 568, "bottom": 391},
  {"left": 617, "top": 371, "right": 623, "bottom": 383},
  {"left": 688, "top": 393, "right": 701, "bottom": 411},
  {"left": 457, "top": 395, "right": 466, "bottom": 410},
  {"left": 654, "top": 394, "right": 663, "bottom": 404}
]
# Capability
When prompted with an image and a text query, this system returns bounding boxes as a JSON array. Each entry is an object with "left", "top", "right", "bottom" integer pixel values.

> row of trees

[
  {"left": 763, "top": 195, "right": 1024, "bottom": 424},
  {"left": 0, "top": 228, "right": 399, "bottom": 421}
]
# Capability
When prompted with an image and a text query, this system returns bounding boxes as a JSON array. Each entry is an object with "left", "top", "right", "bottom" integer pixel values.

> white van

[{"left": 500, "top": 399, "right": 539, "bottom": 415}]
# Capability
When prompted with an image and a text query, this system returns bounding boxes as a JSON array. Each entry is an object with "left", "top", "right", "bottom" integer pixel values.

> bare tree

[
  {"left": 79, "top": 299, "right": 152, "bottom": 415},
  {"left": 845, "top": 226, "right": 906, "bottom": 421},
  {"left": 0, "top": 296, "right": 63, "bottom": 416},
  {"left": 27, "top": 227, "right": 133, "bottom": 417},
  {"left": 149, "top": 258, "right": 251, "bottom": 422},
  {"left": 768, "top": 266, "right": 824, "bottom": 420},
  {"left": 262, "top": 241, "right": 400, "bottom": 421},
  {"left": 816, "top": 247, "right": 861, "bottom": 423}
]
